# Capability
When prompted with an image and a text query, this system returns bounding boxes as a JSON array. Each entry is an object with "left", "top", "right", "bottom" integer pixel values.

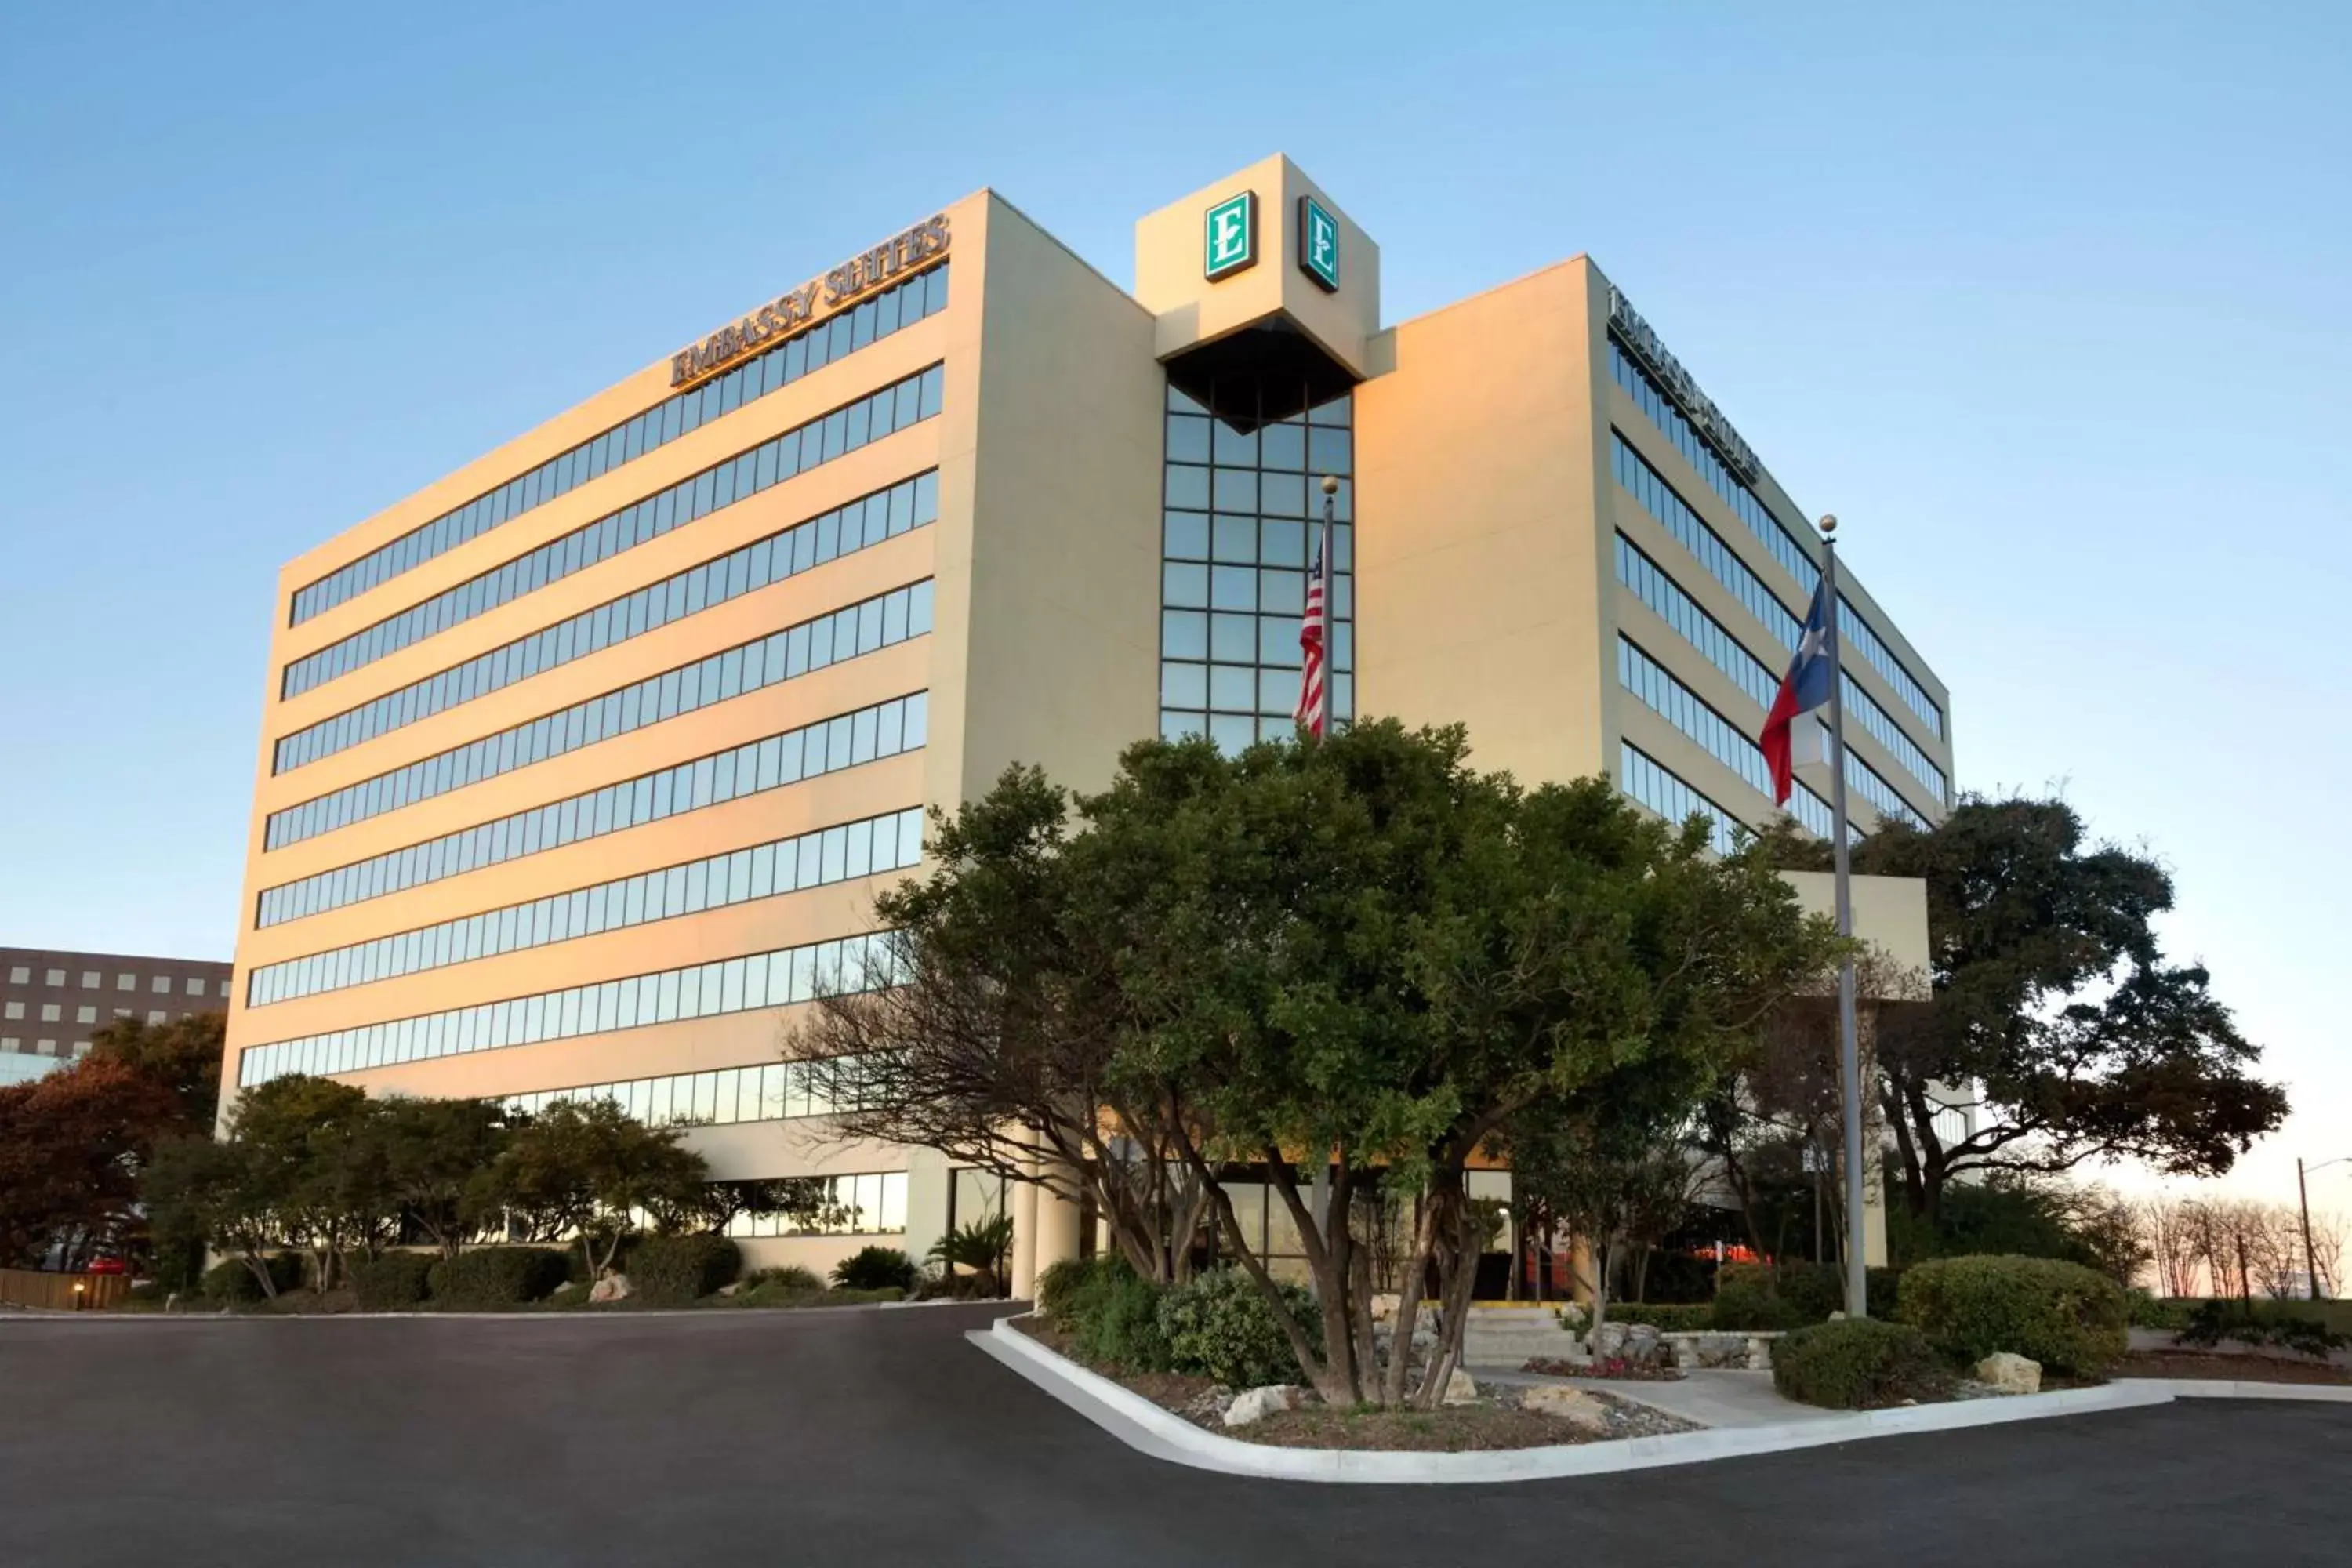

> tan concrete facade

[{"left": 224, "top": 156, "right": 1953, "bottom": 1283}]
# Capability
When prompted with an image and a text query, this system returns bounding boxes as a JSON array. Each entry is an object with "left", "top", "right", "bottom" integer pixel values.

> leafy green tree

[
  {"left": 223, "top": 1076, "right": 389, "bottom": 1291},
  {"left": 369, "top": 1096, "right": 518, "bottom": 1259},
  {"left": 490, "top": 1098, "right": 709, "bottom": 1279},
  {"left": 808, "top": 722, "right": 1838, "bottom": 1407},
  {"left": 793, "top": 765, "right": 1214, "bottom": 1285},
  {"left": 1759, "top": 799, "right": 2288, "bottom": 1217},
  {"left": 141, "top": 1134, "right": 285, "bottom": 1296}
]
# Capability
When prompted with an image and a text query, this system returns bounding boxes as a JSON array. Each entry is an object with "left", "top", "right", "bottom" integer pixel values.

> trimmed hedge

[
  {"left": 1606, "top": 1302, "right": 1716, "bottom": 1332},
  {"left": 351, "top": 1251, "right": 437, "bottom": 1310},
  {"left": 428, "top": 1247, "right": 572, "bottom": 1308},
  {"left": 1156, "top": 1267, "right": 1318, "bottom": 1388},
  {"left": 1897, "top": 1254, "right": 2128, "bottom": 1377},
  {"left": 832, "top": 1246, "right": 918, "bottom": 1294},
  {"left": 630, "top": 1236, "right": 742, "bottom": 1304},
  {"left": 1773, "top": 1318, "right": 1948, "bottom": 1409}
]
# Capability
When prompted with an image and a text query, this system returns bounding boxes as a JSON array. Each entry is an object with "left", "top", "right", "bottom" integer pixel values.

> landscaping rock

[
  {"left": 1440, "top": 1367, "right": 1481, "bottom": 1406},
  {"left": 1557, "top": 1302, "right": 1589, "bottom": 1330},
  {"left": 1369, "top": 1293, "right": 1401, "bottom": 1323},
  {"left": 587, "top": 1272, "right": 632, "bottom": 1304},
  {"left": 1518, "top": 1385, "right": 1611, "bottom": 1432},
  {"left": 1975, "top": 1351, "right": 2042, "bottom": 1396},
  {"left": 716, "top": 1282, "right": 742, "bottom": 1298},
  {"left": 1745, "top": 1335, "right": 1774, "bottom": 1372},
  {"left": 1591, "top": 1323, "right": 1630, "bottom": 1359},
  {"left": 1222, "top": 1385, "right": 1299, "bottom": 1428}
]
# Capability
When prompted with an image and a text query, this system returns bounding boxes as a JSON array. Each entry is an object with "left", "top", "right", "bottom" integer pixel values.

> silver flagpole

[
  {"left": 1318, "top": 474, "right": 1338, "bottom": 731},
  {"left": 1820, "top": 514, "right": 1867, "bottom": 1318}
]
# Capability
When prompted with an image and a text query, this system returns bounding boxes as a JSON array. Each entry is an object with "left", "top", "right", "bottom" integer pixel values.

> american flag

[{"left": 1294, "top": 534, "right": 1329, "bottom": 736}]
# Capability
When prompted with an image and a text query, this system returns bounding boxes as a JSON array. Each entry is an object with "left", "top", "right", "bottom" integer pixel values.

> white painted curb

[{"left": 968, "top": 1316, "right": 2180, "bottom": 1485}]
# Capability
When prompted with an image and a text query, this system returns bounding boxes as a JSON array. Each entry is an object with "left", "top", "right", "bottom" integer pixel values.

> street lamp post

[{"left": 2299, "top": 1156, "right": 2350, "bottom": 1301}]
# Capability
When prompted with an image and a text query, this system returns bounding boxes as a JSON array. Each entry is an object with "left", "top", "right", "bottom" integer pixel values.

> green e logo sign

[
  {"left": 1204, "top": 191, "right": 1257, "bottom": 281},
  {"left": 1298, "top": 195, "right": 1340, "bottom": 292}
]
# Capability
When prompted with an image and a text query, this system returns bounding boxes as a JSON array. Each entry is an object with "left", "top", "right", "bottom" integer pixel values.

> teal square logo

[
  {"left": 1203, "top": 191, "right": 1257, "bottom": 281},
  {"left": 1298, "top": 195, "right": 1340, "bottom": 292}
]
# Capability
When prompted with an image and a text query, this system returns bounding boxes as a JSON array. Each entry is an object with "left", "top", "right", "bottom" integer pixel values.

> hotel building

[{"left": 221, "top": 155, "right": 1951, "bottom": 1283}]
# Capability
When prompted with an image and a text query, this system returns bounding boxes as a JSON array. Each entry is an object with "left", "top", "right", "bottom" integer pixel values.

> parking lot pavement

[{"left": 4, "top": 1305, "right": 2348, "bottom": 1567}]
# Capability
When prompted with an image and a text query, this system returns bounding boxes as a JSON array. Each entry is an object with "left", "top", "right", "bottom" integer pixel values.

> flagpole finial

[
  {"left": 1320, "top": 474, "right": 1340, "bottom": 496},
  {"left": 1818, "top": 513, "right": 1838, "bottom": 536}
]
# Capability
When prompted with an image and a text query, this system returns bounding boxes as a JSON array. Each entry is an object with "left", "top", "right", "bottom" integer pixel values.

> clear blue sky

[{"left": 2, "top": 3, "right": 2344, "bottom": 1207}]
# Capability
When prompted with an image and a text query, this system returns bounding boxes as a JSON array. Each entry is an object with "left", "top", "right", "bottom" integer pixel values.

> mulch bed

[
  {"left": 1010, "top": 1315, "right": 1699, "bottom": 1450},
  {"left": 2122, "top": 1350, "right": 2351, "bottom": 1385}
]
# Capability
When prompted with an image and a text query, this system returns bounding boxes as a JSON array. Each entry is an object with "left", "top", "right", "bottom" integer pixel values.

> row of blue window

[
  {"left": 264, "top": 474, "right": 938, "bottom": 850},
  {"left": 284, "top": 362, "right": 942, "bottom": 702},
  {"left": 1615, "top": 535, "right": 1947, "bottom": 806},
  {"left": 1610, "top": 339, "right": 1821, "bottom": 590},
  {"left": 1618, "top": 637, "right": 1838, "bottom": 838},
  {"left": 289, "top": 263, "right": 949, "bottom": 626},
  {"left": 1619, "top": 742, "right": 1745, "bottom": 857},
  {"left": 256, "top": 686, "right": 928, "bottom": 929},
  {"left": 1611, "top": 434, "right": 1947, "bottom": 748},
  {"left": 274, "top": 365, "right": 943, "bottom": 775},
  {"left": 503, "top": 1059, "right": 884, "bottom": 1133},
  {"left": 236, "top": 930, "right": 904, "bottom": 1088},
  {"left": 1610, "top": 349, "right": 1946, "bottom": 739},
  {"left": 249, "top": 805, "right": 923, "bottom": 1008}
]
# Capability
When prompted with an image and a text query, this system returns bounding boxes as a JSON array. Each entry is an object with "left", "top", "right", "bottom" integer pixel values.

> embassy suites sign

[
  {"left": 1606, "top": 286, "right": 1763, "bottom": 484},
  {"left": 670, "top": 214, "right": 951, "bottom": 388}
]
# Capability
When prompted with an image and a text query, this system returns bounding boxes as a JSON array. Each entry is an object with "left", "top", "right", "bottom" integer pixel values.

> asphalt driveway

[{"left": 2, "top": 1304, "right": 2346, "bottom": 1566}]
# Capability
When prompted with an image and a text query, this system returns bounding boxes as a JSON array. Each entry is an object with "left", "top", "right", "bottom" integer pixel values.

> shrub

[
  {"left": 1773, "top": 1319, "right": 1948, "bottom": 1409},
  {"left": 2127, "top": 1290, "right": 2193, "bottom": 1331},
  {"left": 742, "top": 1265, "right": 823, "bottom": 1293},
  {"left": 201, "top": 1254, "right": 303, "bottom": 1301},
  {"left": 1043, "top": 1256, "right": 1174, "bottom": 1372},
  {"left": 1607, "top": 1302, "right": 1716, "bottom": 1332},
  {"left": 831, "top": 1246, "right": 918, "bottom": 1294},
  {"left": 630, "top": 1236, "right": 742, "bottom": 1304},
  {"left": 2177, "top": 1300, "right": 2349, "bottom": 1359},
  {"left": 1156, "top": 1267, "right": 1318, "bottom": 1388},
  {"left": 1896, "top": 1254, "right": 2129, "bottom": 1377},
  {"left": 1036, "top": 1255, "right": 1113, "bottom": 1322},
  {"left": 350, "top": 1251, "right": 437, "bottom": 1311},
  {"left": 428, "top": 1247, "right": 572, "bottom": 1308}
]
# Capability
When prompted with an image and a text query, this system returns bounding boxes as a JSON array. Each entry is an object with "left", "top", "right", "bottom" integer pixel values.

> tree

[
  {"left": 370, "top": 1096, "right": 519, "bottom": 1258},
  {"left": 491, "top": 1098, "right": 710, "bottom": 1279},
  {"left": 85, "top": 1011, "right": 224, "bottom": 1138},
  {"left": 794, "top": 766, "right": 1213, "bottom": 1286},
  {"left": 0, "top": 1058, "right": 183, "bottom": 1269},
  {"left": 2139, "top": 1195, "right": 2205, "bottom": 1298},
  {"left": 1760, "top": 798, "right": 2288, "bottom": 1218},
  {"left": 220, "top": 1076, "right": 389, "bottom": 1291},
  {"left": 802, "top": 723, "right": 1838, "bottom": 1408},
  {"left": 141, "top": 1134, "right": 286, "bottom": 1296}
]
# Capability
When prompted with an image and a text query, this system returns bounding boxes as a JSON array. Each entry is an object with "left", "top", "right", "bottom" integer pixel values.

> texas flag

[{"left": 1761, "top": 579, "right": 1836, "bottom": 805}]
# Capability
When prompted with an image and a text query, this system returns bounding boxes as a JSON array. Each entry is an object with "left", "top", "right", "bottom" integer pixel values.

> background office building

[
  {"left": 2, "top": 947, "right": 233, "bottom": 1086},
  {"left": 223, "top": 155, "right": 1953, "bottom": 1283}
]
